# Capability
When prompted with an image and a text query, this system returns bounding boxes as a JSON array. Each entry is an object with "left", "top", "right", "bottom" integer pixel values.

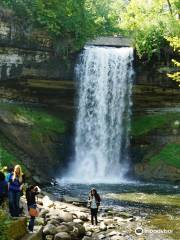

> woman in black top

[
  {"left": 26, "top": 185, "right": 40, "bottom": 232},
  {"left": 88, "top": 188, "right": 101, "bottom": 225}
]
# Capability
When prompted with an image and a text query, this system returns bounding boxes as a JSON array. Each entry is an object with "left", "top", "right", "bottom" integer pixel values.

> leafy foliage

[
  {"left": 166, "top": 36, "right": 180, "bottom": 84},
  {"left": 120, "top": 0, "right": 180, "bottom": 60},
  {"left": 0, "top": 209, "right": 11, "bottom": 240},
  {"left": 0, "top": 0, "right": 124, "bottom": 55},
  {"left": 0, "top": 0, "right": 179, "bottom": 60}
]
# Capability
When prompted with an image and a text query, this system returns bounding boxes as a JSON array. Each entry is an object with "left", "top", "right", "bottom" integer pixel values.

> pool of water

[{"left": 46, "top": 181, "right": 180, "bottom": 209}]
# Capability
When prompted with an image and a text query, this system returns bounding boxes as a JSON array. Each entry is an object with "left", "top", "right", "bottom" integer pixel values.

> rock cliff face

[
  {"left": 0, "top": 8, "right": 75, "bottom": 82},
  {"left": 0, "top": 8, "right": 179, "bottom": 182},
  {"left": 132, "top": 62, "right": 180, "bottom": 182},
  {"left": 0, "top": 8, "right": 75, "bottom": 179}
]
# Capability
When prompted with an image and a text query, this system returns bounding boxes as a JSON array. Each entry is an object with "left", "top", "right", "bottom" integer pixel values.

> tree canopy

[{"left": 1, "top": 0, "right": 179, "bottom": 61}]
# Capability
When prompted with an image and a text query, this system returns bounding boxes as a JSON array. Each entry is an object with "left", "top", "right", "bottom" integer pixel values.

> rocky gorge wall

[
  {"left": 0, "top": 8, "right": 75, "bottom": 181},
  {"left": 0, "top": 8, "right": 179, "bottom": 183}
]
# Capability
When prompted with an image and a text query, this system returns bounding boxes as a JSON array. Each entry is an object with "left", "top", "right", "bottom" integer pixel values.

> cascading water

[{"left": 64, "top": 46, "right": 134, "bottom": 183}]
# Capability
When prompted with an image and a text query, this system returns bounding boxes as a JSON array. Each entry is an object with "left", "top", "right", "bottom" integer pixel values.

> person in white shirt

[{"left": 88, "top": 188, "right": 101, "bottom": 225}]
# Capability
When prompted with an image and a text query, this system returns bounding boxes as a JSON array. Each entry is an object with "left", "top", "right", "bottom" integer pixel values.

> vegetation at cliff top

[
  {"left": 1, "top": 0, "right": 179, "bottom": 61},
  {"left": 132, "top": 112, "right": 180, "bottom": 136},
  {"left": 149, "top": 143, "right": 180, "bottom": 168}
]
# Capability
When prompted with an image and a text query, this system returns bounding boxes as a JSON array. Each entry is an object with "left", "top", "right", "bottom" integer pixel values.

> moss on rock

[
  {"left": 0, "top": 103, "right": 66, "bottom": 135},
  {"left": 149, "top": 143, "right": 180, "bottom": 169},
  {"left": 131, "top": 112, "right": 180, "bottom": 136}
]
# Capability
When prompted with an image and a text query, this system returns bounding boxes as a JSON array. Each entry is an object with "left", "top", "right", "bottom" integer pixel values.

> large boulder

[
  {"left": 54, "top": 232, "right": 71, "bottom": 240},
  {"left": 43, "top": 224, "right": 57, "bottom": 235},
  {"left": 99, "top": 222, "right": 107, "bottom": 231},
  {"left": 7, "top": 217, "right": 27, "bottom": 240},
  {"left": 59, "top": 211, "right": 73, "bottom": 222}
]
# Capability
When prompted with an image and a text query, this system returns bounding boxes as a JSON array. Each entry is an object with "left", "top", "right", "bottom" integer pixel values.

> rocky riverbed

[{"left": 19, "top": 190, "right": 179, "bottom": 240}]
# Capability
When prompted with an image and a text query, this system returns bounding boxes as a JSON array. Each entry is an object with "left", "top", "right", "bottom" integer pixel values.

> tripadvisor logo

[{"left": 135, "top": 227, "right": 143, "bottom": 236}]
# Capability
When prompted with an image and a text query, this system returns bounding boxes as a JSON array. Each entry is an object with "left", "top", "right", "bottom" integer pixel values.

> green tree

[
  {"left": 120, "top": 0, "right": 180, "bottom": 60},
  {"left": 166, "top": 36, "right": 180, "bottom": 84}
]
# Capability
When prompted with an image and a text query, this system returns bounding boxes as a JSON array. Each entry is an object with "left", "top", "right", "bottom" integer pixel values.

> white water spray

[{"left": 64, "top": 46, "right": 134, "bottom": 183}]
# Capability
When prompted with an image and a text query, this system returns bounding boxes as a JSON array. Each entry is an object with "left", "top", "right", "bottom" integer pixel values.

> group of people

[
  {"left": 0, "top": 164, "right": 102, "bottom": 232},
  {"left": 0, "top": 164, "right": 40, "bottom": 232},
  {"left": 0, "top": 165, "right": 24, "bottom": 216}
]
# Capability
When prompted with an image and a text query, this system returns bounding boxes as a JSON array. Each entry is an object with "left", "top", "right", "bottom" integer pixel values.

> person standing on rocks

[
  {"left": 26, "top": 185, "right": 41, "bottom": 232},
  {"left": 88, "top": 188, "right": 101, "bottom": 225},
  {"left": 8, "top": 164, "right": 25, "bottom": 217},
  {"left": 0, "top": 171, "right": 8, "bottom": 206}
]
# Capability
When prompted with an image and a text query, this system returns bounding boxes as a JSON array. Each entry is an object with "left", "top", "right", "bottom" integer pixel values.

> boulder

[
  {"left": 103, "top": 219, "right": 114, "bottom": 225},
  {"left": 83, "top": 223, "right": 94, "bottom": 232},
  {"left": 111, "top": 236, "right": 124, "bottom": 240},
  {"left": 107, "top": 224, "right": 115, "bottom": 229},
  {"left": 56, "top": 224, "right": 70, "bottom": 233},
  {"left": 48, "top": 219, "right": 61, "bottom": 226},
  {"left": 43, "top": 224, "right": 57, "bottom": 235},
  {"left": 42, "top": 196, "right": 54, "bottom": 208},
  {"left": 97, "top": 233, "right": 106, "bottom": 239},
  {"left": 73, "top": 211, "right": 89, "bottom": 221},
  {"left": 73, "top": 219, "right": 83, "bottom": 224},
  {"left": 45, "top": 235, "right": 54, "bottom": 240},
  {"left": 39, "top": 209, "right": 49, "bottom": 218},
  {"left": 82, "top": 237, "right": 91, "bottom": 240},
  {"left": 99, "top": 222, "right": 107, "bottom": 231},
  {"left": 86, "top": 231, "right": 92, "bottom": 236},
  {"left": 65, "top": 222, "right": 86, "bottom": 239},
  {"left": 59, "top": 211, "right": 73, "bottom": 222},
  {"left": 54, "top": 232, "right": 71, "bottom": 240},
  {"left": 106, "top": 231, "right": 120, "bottom": 237}
]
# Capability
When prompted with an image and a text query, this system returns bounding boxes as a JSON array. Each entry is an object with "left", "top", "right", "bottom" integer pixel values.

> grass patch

[
  {"left": 0, "top": 145, "right": 26, "bottom": 173},
  {"left": 0, "top": 146, "right": 18, "bottom": 168},
  {"left": 17, "top": 108, "right": 66, "bottom": 134},
  {"left": 106, "top": 193, "right": 180, "bottom": 207},
  {"left": 148, "top": 214, "right": 180, "bottom": 239},
  {"left": 131, "top": 113, "right": 180, "bottom": 136},
  {"left": 149, "top": 143, "right": 180, "bottom": 169},
  {"left": 0, "top": 103, "right": 66, "bottom": 135},
  {"left": 0, "top": 209, "right": 12, "bottom": 240}
]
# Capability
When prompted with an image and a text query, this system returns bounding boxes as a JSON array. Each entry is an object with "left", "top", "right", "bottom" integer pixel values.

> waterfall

[{"left": 65, "top": 46, "right": 134, "bottom": 183}]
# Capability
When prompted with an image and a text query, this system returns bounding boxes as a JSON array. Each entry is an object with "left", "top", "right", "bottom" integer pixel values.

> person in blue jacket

[
  {"left": 0, "top": 171, "right": 8, "bottom": 206},
  {"left": 8, "top": 165, "right": 25, "bottom": 217}
]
